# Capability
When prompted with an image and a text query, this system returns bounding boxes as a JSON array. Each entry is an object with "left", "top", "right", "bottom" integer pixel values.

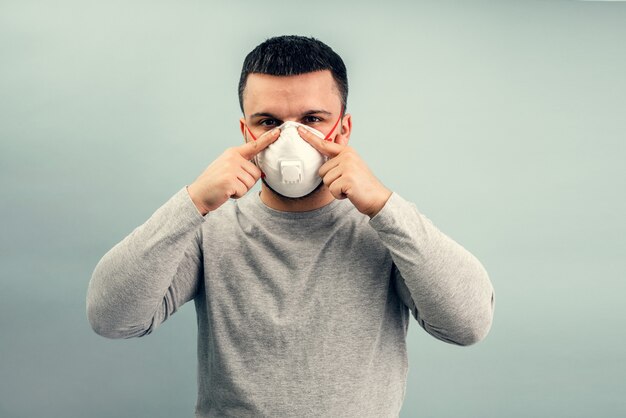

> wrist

[
  {"left": 366, "top": 188, "right": 392, "bottom": 219},
  {"left": 186, "top": 184, "right": 210, "bottom": 216}
]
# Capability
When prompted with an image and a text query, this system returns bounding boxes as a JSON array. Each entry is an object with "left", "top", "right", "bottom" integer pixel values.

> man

[{"left": 87, "top": 35, "right": 495, "bottom": 418}]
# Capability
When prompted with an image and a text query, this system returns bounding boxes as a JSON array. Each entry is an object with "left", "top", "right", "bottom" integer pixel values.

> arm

[
  {"left": 86, "top": 186, "right": 206, "bottom": 339},
  {"left": 86, "top": 129, "right": 281, "bottom": 339},
  {"left": 369, "top": 192, "right": 495, "bottom": 346},
  {"left": 294, "top": 129, "right": 494, "bottom": 345}
]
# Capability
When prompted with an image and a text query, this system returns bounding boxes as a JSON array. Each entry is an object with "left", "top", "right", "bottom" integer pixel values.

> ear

[
  {"left": 239, "top": 117, "right": 250, "bottom": 144},
  {"left": 334, "top": 113, "right": 352, "bottom": 146}
]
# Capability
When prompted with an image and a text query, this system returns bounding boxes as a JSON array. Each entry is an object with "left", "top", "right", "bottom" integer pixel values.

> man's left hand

[{"left": 298, "top": 126, "right": 392, "bottom": 218}]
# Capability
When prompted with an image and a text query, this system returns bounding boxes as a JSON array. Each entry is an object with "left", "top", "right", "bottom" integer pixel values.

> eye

[
  {"left": 303, "top": 115, "right": 322, "bottom": 124},
  {"left": 259, "top": 118, "right": 280, "bottom": 127}
]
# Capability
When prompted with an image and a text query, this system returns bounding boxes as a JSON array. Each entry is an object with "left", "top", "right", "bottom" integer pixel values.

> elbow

[
  {"left": 454, "top": 316, "right": 493, "bottom": 346},
  {"left": 86, "top": 268, "right": 155, "bottom": 339},
  {"left": 86, "top": 297, "right": 152, "bottom": 340},
  {"left": 418, "top": 290, "right": 496, "bottom": 346},
  {"left": 86, "top": 301, "right": 124, "bottom": 339},
  {"left": 454, "top": 291, "right": 495, "bottom": 347},
  {"left": 86, "top": 264, "right": 123, "bottom": 339},
  {"left": 87, "top": 309, "right": 152, "bottom": 339},
  {"left": 87, "top": 313, "right": 116, "bottom": 339},
  {"left": 87, "top": 317, "right": 119, "bottom": 339},
  {"left": 422, "top": 314, "right": 493, "bottom": 347},
  {"left": 86, "top": 280, "right": 120, "bottom": 339}
]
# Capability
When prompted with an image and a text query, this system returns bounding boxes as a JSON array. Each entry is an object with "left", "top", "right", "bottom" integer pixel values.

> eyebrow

[{"left": 249, "top": 109, "right": 332, "bottom": 119}]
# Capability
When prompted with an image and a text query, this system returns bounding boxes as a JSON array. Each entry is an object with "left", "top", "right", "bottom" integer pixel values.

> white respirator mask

[{"left": 245, "top": 111, "right": 343, "bottom": 198}]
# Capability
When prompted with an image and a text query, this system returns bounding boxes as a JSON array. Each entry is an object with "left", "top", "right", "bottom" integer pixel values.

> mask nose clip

[{"left": 280, "top": 160, "right": 303, "bottom": 184}]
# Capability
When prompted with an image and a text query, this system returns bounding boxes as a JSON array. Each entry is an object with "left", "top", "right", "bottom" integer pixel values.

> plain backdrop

[{"left": 1, "top": 1, "right": 625, "bottom": 417}]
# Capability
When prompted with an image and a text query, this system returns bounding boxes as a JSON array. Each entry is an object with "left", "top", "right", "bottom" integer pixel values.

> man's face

[{"left": 239, "top": 69, "right": 351, "bottom": 145}]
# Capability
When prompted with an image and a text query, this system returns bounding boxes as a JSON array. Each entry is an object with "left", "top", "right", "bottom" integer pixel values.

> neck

[{"left": 259, "top": 183, "right": 336, "bottom": 212}]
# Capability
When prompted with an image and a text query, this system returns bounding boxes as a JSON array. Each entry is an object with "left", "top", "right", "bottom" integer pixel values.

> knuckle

[
  {"left": 225, "top": 148, "right": 240, "bottom": 159},
  {"left": 222, "top": 161, "right": 234, "bottom": 172}
]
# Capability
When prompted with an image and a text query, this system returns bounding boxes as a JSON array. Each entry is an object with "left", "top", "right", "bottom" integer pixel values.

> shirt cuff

[
  {"left": 178, "top": 185, "right": 209, "bottom": 222},
  {"left": 368, "top": 191, "right": 416, "bottom": 231}
]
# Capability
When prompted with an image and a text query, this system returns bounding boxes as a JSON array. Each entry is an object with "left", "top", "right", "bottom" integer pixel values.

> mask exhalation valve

[{"left": 280, "top": 160, "right": 303, "bottom": 184}]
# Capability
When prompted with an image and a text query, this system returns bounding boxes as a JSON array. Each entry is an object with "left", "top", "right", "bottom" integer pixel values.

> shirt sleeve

[
  {"left": 86, "top": 186, "right": 206, "bottom": 339},
  {"left": 369, "top": 192, "right": 495, "bottom": 346}
]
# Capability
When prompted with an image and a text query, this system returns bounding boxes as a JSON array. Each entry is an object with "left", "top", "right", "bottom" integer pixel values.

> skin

[{"left": 187, "top": 69, "right": 392, "bottom": 218}]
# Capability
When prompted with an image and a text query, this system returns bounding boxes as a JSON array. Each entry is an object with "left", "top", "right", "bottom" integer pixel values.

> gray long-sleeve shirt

[{"left": 86, "top": 186, "right": 495, "bottom": 417}]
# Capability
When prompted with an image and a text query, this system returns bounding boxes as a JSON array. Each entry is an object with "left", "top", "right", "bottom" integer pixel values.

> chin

[{"left": 261, "top": 178, "right": 325, "bottom": 202}]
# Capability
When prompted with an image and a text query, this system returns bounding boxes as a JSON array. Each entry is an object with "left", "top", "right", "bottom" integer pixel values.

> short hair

[{"left": 238, "top": 35, "right": 348, "bottom": 116}]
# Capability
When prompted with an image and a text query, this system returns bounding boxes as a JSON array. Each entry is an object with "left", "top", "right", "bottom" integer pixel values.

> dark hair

[{"left": 238, "top": 35, "right": 348, "bottom": 116}]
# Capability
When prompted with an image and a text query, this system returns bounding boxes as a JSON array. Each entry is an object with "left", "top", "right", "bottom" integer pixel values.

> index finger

[
  {"left": 297, "top": 126, "right": 344, "bottom": 158},
  {"left": 237, "top": 127, "right": 280, "bottom": 160}
]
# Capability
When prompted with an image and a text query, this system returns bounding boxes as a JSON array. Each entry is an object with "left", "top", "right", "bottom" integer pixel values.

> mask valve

[{"left": 280, "top": 160, "right": 303, "bottom": 184}]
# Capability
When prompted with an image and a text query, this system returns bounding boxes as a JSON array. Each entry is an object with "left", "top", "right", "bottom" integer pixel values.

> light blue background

[{"left": 1, "top": 1, "right": 625, "bottom": 417}]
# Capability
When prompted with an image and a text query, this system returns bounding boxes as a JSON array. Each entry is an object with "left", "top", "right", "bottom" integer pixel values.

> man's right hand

[{"left": 187, "top": 128, "right": 280, "bottom": 216}]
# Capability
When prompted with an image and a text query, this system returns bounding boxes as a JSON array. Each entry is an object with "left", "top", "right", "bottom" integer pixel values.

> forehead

[{"left": 243, "top": 70, "right": 341, "bottom": 117}]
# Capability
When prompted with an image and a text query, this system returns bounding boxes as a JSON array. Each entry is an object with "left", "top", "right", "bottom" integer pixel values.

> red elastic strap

[
  {"left": 246, "top": 124, "right": 258, "bottom": 141},
  {"left": 323, "top": 105, "right": 344, "bottom": 141}
]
